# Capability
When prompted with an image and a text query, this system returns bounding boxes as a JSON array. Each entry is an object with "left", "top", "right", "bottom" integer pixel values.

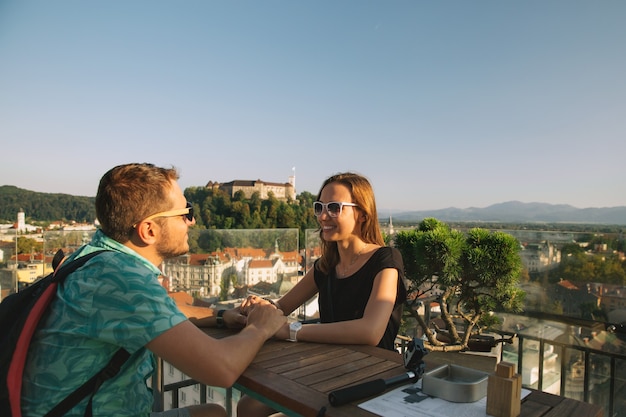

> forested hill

[
  {"left": 0, "top": 185, "right": 321, "bottom": 234},
  {"left": 0, "top": 186, "right": 95, "bottom": 223}
]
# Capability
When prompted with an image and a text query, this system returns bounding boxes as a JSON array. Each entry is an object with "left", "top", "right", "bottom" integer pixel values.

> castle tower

[
  {"left": 17, "top": 209, "right": 25, "bottom": 232},
  {"left": 288, "top": 167, "right": 296, "bottom": 190},
  {"left": 288, "top": 167, "right": 296, "bottom": 200}
]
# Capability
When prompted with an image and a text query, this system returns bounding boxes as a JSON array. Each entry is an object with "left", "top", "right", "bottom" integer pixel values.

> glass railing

[{"left": 492, "top": 312, "right": 626, "bottom": 417}]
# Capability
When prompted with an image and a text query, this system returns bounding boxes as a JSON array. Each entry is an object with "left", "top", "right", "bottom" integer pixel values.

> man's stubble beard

[{"left": 156, "top": 223, "right": 189, "bottom": 260}]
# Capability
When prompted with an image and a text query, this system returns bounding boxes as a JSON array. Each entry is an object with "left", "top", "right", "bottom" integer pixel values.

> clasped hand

[{"left": 238, "top": 295, "right": 286, "bottom": 338}]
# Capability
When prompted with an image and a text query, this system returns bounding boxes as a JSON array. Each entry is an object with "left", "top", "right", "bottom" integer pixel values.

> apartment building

[{"left": 164, "top": 246, "right": 301, "bottom": 297}]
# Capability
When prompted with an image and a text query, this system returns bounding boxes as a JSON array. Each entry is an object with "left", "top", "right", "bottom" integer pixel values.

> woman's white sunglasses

[{"left": 313, "top": 201, "right": 358, "bottom": 217}]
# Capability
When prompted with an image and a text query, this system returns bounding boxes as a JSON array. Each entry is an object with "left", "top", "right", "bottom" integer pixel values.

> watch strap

[
  {"left": 216, "top": 309, "right": 226, "bottom": 328},
  {"left": 289, "top": 322, "right": 302, "bottom": 342}
]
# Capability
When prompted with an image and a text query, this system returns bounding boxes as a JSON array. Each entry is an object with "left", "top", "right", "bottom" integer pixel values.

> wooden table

[{"left": 203, "top": 328, "right": 603, "bottom": 417}]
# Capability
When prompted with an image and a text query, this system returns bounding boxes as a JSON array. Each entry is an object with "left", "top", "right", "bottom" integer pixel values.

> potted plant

[{"left": 394, "top": 218, "right": 525, "bottom": 352}]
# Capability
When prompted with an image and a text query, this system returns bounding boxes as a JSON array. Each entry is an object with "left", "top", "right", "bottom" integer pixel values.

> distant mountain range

[{"left": 389, "top": 201, "right": 626, "bottom": 225}]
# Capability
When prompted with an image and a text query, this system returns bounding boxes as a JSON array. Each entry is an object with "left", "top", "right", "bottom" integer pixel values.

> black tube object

[{"left": 328, "top": 371, "right": 416, "bottom": 406}]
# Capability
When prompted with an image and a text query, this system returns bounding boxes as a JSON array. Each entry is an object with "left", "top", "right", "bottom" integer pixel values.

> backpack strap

[
  {"left": 44, "top": 348, "right": 131, "bottom": 417},
  {"left": 51, "top": 248, "right": 66, "bottom": 271},
  {"left": 7, "top": 250, "right": 109, "bottom": 417}
]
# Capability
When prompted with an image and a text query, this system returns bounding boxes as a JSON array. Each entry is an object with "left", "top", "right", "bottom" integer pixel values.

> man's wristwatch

[
  {"left": 288, "top": 321, "right": 302, "bottom": 342},
  {"left": 216, "top": 309, "right": 226, "bottom": 328}
]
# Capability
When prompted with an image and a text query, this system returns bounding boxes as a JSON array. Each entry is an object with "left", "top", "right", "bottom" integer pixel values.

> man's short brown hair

[{"left": 95, "top": 163, "right": 179, "bottom": 242}]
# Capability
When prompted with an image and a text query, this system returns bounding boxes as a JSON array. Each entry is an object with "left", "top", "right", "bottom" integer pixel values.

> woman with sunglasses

[{"left": 238, "top": 172, "right": 406, "bottom": 417}]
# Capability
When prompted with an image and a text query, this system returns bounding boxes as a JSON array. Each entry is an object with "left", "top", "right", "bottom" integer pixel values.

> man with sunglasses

[{"left": 21, "top": 163, "right": 286, "bottom": 417}]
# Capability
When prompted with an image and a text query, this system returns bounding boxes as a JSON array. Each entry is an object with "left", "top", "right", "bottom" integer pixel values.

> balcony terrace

[{"left": 1, "top": 227, "right": 623, "bottom": 416}]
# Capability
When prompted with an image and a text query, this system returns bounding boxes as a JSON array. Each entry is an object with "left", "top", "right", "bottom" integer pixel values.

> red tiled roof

[
  {"left": 224, "top": 247, "right": 266, "bottom": 259},
  {"left": 557, "top": 280, "right": 579, "bottom": 290},
  {"left": 169, "top": 291, "right": 194, "bottom": 305},
  {"left": 248, "top": 259, "right": 274, "bottom": 269},
  {"left": 168, "top": 291, "right": 214, "bottom": 319}
]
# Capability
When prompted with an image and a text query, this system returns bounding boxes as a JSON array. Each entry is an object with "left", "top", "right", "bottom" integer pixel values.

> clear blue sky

[{"left": 1, "top": 1, "right": 624, "bottom": 212}]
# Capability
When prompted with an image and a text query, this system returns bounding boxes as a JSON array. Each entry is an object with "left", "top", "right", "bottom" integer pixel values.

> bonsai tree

[{"left": 395, "top": 218, "right": 525, "bottom": 351}]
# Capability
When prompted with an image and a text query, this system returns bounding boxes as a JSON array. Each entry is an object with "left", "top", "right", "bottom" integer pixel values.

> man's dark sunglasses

[{"left": 134, "top": 201, "right": 194, "bottom": 227}]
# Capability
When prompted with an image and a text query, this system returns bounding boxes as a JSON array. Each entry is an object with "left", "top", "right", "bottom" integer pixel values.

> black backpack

[{"left": 0, "top": 249, "right": 130, "bottom": 417}]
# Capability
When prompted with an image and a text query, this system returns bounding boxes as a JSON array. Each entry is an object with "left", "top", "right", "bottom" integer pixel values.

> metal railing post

[{"left": 152, "top": 356, "right": 164, "bottom": 412}]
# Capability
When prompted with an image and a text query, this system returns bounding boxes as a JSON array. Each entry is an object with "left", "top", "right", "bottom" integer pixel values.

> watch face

[{"left": 290, "top": 322, "right": 302, "bottom": 331}]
